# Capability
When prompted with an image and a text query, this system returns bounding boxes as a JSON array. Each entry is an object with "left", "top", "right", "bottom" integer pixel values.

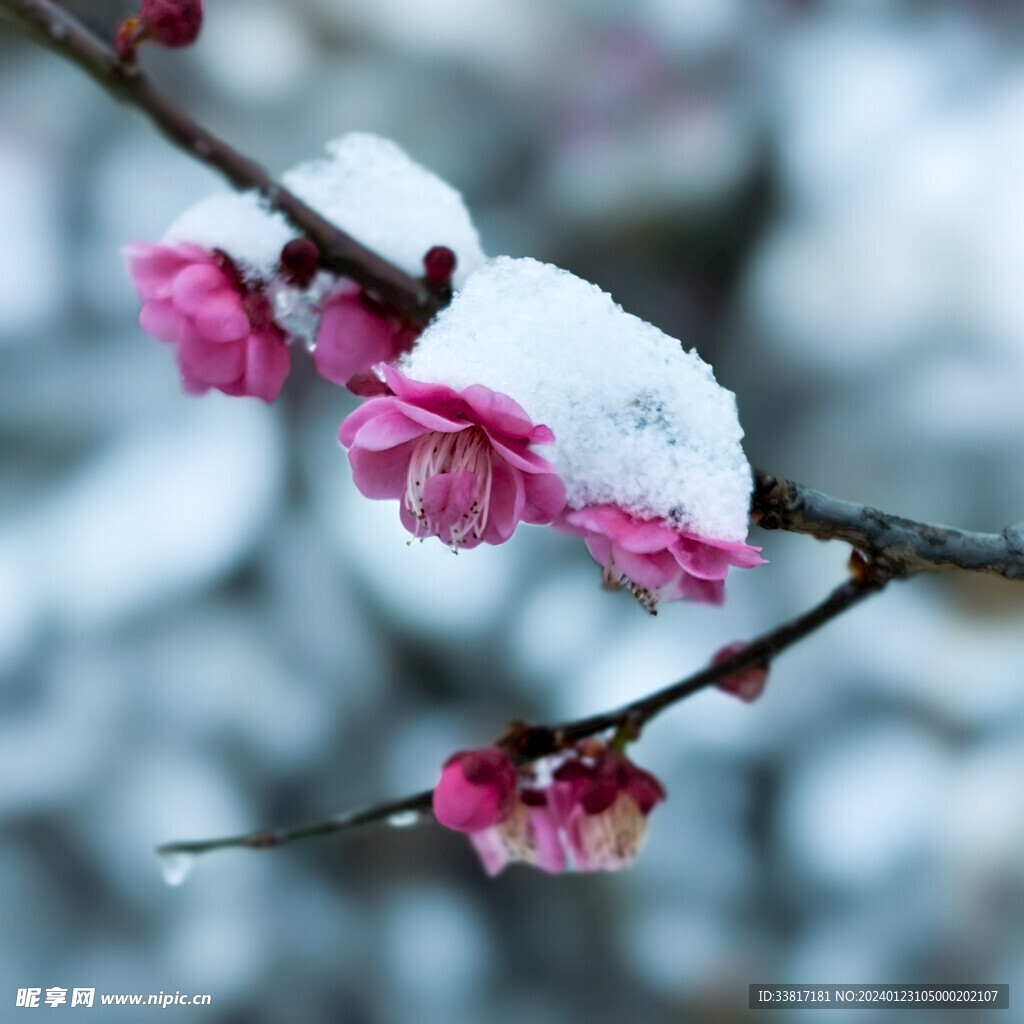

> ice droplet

[
  {"left": 386, "top": 810, "right": 422, "bottom": 829},
  {"left": 157, "top": 850, "right": 196, "bottom": 886}
]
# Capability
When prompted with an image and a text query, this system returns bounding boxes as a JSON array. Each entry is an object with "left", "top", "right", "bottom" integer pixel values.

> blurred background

[{"left": 2, "top": 0, "right": 1024, "bottom": 1021}]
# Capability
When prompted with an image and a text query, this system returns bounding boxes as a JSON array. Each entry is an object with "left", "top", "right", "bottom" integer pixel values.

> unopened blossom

[
  {"left": 433, "top": 747, "right": 517, "bottom": 833},
  {"left": 125, "top": 243, "right": 290, "bottom": 402},
  {"left": 712, "top": 641, "right": 769, "bottom": 703},
  {"left": 558, "top": 505, "right": 763, "bottom": 613},
  {"left": 140, "top": 0, "right": 203, "bottom": 48},
  {"left": 313, "top": 286, "right": 418, "bottom": 394},
  {"left": 339, "top": 366, "right": 567, "bottom": 549},
  {"left": 116, "top": 0, "right": 201, "bottom": 59},
  {"left": 549, "top": 750, "right": 665, "bottom": 871},
  {"left": 433, "top": 742, "right": 665, "bottom": 876}
]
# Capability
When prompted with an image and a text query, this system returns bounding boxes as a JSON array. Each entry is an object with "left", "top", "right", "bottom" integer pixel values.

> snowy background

[{"left": 2, "top": 1, "right": 1024, "bottom": 1021}]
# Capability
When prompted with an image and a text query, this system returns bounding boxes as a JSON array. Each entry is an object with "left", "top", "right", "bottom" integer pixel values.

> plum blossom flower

[
  {"left": 313, "top": 286, "right": 418, "bottom": 394},
  {"left": 125, "top": 243, "right": 290, "bottom": 402},
  {"left": 558, "top": 504, "right": 763, "bottom": 613},
  {"left": 432, "top": 743, "right": 665, "bottom": 876},
  {"left": 339, "top": 366, "right": 567, "bottom": 549},
  {"left": 548, "top": 749, "right": 665, "bottom": 871}
]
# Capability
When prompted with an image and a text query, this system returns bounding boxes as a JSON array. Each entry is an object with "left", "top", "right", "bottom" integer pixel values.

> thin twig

[
  {"left": 753, "top": 472, "right": 1024, "bottom": 580},
  {"left": 156, "top": 790, "right": 434, "bottom": 859},
  {"left": 158, "top": 570, "right": 887, "bottom": 861},
  {"left": 0, "top": 0, "right": 438, "bottom": 323}
]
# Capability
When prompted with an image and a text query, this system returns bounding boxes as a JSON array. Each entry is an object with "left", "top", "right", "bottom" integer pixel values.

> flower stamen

[{"left": 404, "top": 427, "right": 494, "bottom": 548}]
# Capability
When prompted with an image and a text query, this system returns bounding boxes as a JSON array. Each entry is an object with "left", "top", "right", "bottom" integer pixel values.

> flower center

[{"left": 404, "top": 427, "right": 494, "bottom": 548}]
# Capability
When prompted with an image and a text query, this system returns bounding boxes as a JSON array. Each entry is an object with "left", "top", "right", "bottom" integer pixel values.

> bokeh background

[{"left": 2, "top": 1, "right": 1024, "bottom": 1021}]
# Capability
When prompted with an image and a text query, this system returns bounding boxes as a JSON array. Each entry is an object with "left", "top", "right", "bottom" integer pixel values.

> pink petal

[
  {"left": 177, "top": 327, "right": 245, "bottom": 386},
  {"left": 348, "top": 441, "right": 417, "bottom": 500},
  {"left": 521, "top": 471, "right": 567, "bottom": 524},
  {"left": 314, "top": 293, "right": 400, "bottom": 387},
  {"left": 194, "top": 291, "right": 251, "bottom": 343},
  {"left": 381, "top": 366, "right": 467, "bottom": 415},
  {"left": 350, "top": 407, "right": 429, "bottom": 452},
  {"left": 461, "top": 384, "right": 536, "bottom": 439},
  {"left": 339, "top": 397, "right": 402, "bottom": 448},
  {"left": 469, "top": 828, "right": 511, "bottom": 877},
  {"left": 484, "top": 459, "right": 525, "bottom": 543},
  {"left": 241, "top": 329, "right": 290, "bottom": 402},
  {"left": 123, "top": 242, "right": 208, "bottom": 301},
  {"left": 138, "top": 299, "right": 184, "bottom": 344},
  {"left": 171, "top": 263, "right": 232, "bottom": 317},
  {"left": 610, "top": 546, "right": 681, "bottom": 592},
  {"left": 390, "top": 399, "right": 472, "bottom": 434},
  {"left": 485, "top": 431, "right": 558, "bottom": 475},
  {"left": 527, "top": 805, "right": 568, "bottom": 874},
  {"left": 421, "top": 471, "right": 478, "bottom": 542}
]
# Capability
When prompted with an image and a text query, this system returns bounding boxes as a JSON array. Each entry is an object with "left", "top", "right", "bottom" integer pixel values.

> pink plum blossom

[
  {"left": 433, "top": 743, "right": 665, "bottom": 876},
  {"left": 549, "top": 750, "right": 665, "bottom": 871},
  {"left": 339, "top": 366, "right": 567, "bottom": 549},
  {"left": 125, "top": 243, "right": 290, "bottom": 402},
  {"left": 558, "top": 504, "right": 763, "bottom": 612},
  {"left": 313, "top": 286, "right": 418, "bottom": 394}
]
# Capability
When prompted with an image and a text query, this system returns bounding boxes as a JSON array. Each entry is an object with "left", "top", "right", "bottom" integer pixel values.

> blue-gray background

[{"left": 1, "top": 1, "right": 1023, "bottom": 1021}]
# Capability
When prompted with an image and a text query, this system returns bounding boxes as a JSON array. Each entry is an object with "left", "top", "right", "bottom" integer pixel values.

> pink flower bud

[
  {"left": 713, "top": 642, "right": 769, "bottom": 702},
  {"left": 139, "top": 0, "right": 202, "bottom": 48},
  {"left": 433, "top": 747, "right": 517, "bottom": 834},
  {"left": 312, "top": 287, "right": 416, "bottom": 393}
]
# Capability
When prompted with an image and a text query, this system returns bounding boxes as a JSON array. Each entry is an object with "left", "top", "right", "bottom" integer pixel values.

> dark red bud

[
  {"left": 279, "top": 237, "right": 320, "bottom": 288},
  {"left": 139, "top": 0, "right": 203, "bottom": 48},
  {"left": 423, "top": 245, "right": 456, "bottom": 284}
]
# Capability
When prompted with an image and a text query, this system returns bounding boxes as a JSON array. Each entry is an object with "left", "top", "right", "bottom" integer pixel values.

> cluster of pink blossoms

[
  {"left": 125, "top": 240, "right": 418, "bottom": 403},
  {"left": 126, "top": 137, "right": 761, "bottom": 610},
  {"left": 432, "top": 744, "right": 665, "bottom": 875}
]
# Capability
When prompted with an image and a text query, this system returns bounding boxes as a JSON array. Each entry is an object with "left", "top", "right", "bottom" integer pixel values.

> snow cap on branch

[
  {"left": 162, "top": 134, "right": 484, "bottom": 286},
  {"left": 398, "top": 257, "right": 761, "bottom": 606},
  {"left": 403, "top": 257, "right": 753, "bottom": 541}
]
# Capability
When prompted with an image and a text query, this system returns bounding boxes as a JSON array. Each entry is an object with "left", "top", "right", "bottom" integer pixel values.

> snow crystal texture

[
  {"left": 164, "top": 191, "right": 292, "bottom": 280},
  {"left": 164, "top": 133, "right": 485, "bottom": 287},
  {"left": 284, "top": 134, "right": 485, "bottom": 288},
  {"left": 403, "top": 257, "right": 753, "bottom": 542}
]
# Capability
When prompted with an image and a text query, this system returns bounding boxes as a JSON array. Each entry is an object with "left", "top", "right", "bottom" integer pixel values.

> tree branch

[
  {"left": 157, "top": 569, "right": 886, "bottom": 864},
  {"left": 0, "top": 0, "right": 439, "bottom": 324},
  {"left": 752, "top": 472, "right": 1024, "bottom": 580}
]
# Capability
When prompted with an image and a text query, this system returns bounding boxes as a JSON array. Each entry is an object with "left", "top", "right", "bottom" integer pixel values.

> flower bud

[
  {"left": 713, "top": 642, "right": 769, "bottom": 702},
  {"left": 433, "top": 747, "right": 517, "bottom": 833},
  {"left": 139, "top": 0, "right": 203, "bottom": 48}
]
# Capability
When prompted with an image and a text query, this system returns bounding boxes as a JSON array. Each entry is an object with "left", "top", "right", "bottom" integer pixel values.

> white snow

[
  {"left": 403, "top": 256, "right": 754, "bottom": 542},
  {"left": 283, "top": 133, "right": 485, "bottom": 287},
  {"left": 163, "top": 133, "right": 485, "bottom": 288},
  {"left": 163, "top": 190, "right": 293, "bottom": 280}
]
